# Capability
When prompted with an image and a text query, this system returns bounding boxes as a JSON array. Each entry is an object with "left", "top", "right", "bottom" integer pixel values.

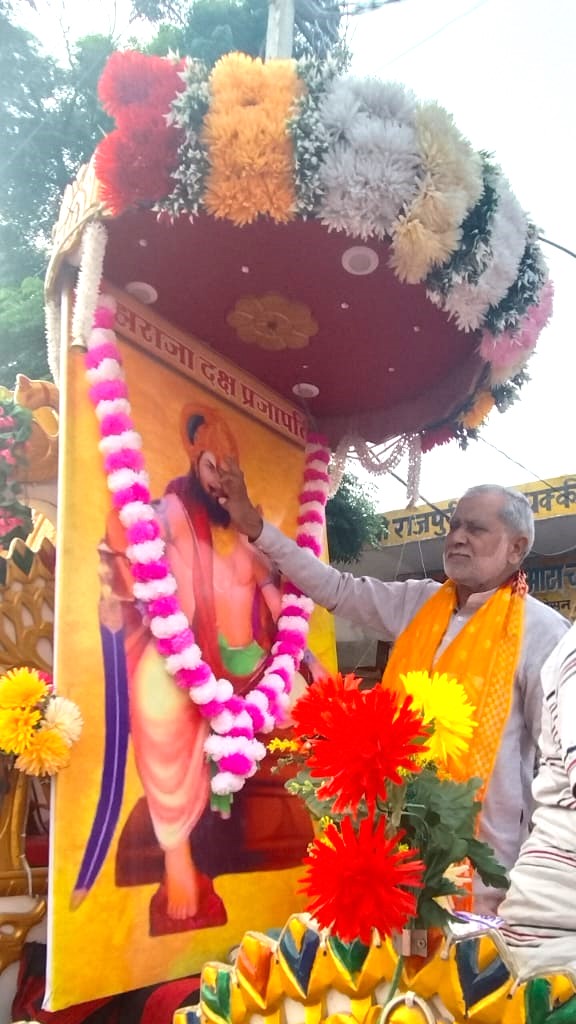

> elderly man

[{"left": 219, "top": 470, "right": 570, "bottom": 913}]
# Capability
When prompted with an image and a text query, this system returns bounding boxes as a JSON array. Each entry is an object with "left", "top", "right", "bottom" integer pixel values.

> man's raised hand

[{"left": 218, "top": 457, "right": 264, "bottom": 540}]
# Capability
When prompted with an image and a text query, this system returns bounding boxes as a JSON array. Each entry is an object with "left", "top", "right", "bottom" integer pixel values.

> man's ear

[{"left": 511, "top": 534, "right": 530, "bottom": 566}]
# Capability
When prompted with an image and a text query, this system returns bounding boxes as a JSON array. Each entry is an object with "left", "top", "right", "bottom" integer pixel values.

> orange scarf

[{"left": 381, "top": 579, "right": 526, "bottom": 797}]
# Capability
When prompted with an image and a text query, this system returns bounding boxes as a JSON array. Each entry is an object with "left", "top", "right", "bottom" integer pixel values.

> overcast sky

[{"left": 17, "top": 0, "right": 576, "bottom": 515}]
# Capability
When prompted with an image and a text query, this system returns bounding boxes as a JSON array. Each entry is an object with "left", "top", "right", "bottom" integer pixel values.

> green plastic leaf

[
  {"left": 415, "top": 895, "right": 452, "bottom": 930},
  {"left": 466, "top": 837, "right": 509, "bottom": 890}
]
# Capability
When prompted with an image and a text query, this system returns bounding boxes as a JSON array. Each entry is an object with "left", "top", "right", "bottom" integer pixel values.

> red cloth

[{"left": 13, "top": 943, "right": 200, "bottom": 1024}]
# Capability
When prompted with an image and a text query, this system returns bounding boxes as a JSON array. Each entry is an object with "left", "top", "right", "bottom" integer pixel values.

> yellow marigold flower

[
  {"left": 309, "top": 829, "right": 335, "bottom": 852},
  {"left": 202, "top": 53, "right": 300, "bottom": 225},
  {"left": 400, "top": 670, "right": 477, "bottom": 774},
  {"left": 460, "top": 391, "right": 495, "bottom": 429},
  {"left": 267, "top": 737, "right": 300, "bottom": 753},
  {"left": 0, "top": 667, "right": 48, "bottom": 709},
  {"left": 318, "top": 816, "right": 333, "bottom": 832},
  {"left": 15, "top": 727, "right": 71, "bottom": 777},
  {"left": 0, "top": 707, "right": 41, "bottom": 754}
]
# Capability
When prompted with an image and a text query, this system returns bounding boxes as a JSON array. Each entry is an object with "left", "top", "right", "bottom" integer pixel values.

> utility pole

[{"left": 265, "top": 0, "right": 295, "bottom": 58}]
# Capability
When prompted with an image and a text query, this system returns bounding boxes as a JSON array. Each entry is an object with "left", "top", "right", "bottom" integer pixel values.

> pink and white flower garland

[
  {"left": 479, "top": 279, "right": 554, "bottom": 385},
  {"left": 85, "top": 294, "right": 330, "bottom": 798}
]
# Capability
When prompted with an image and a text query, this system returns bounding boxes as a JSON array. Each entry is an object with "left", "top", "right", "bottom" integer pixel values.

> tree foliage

[
  {"left": 0, "top": 278, "right": 49, "bottom": 385},
  {"left": 0, "top": 14, "right": 115, "bottom": 382},
  {"left": 142, "top": 0, "right": 270, "bottom": 63},
  {"left": 0, "top": 17, "right": 114, "bottom": 265},
  {"left": 326, "top": 472, "right": 386, "bottom": 564},
  {"left": 134, "top": 0, "right": 343, "bottom": 64}
]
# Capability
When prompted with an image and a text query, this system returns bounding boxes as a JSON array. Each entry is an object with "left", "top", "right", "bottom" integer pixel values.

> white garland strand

[
  {"left": 71, "top": 221, "right": 109, "bottom": 347},
  {"left": 329, "top": 433, "right": 420, "bottom": 503},
  {"left": 406, "top": 433, "right": 422, "bottom": 506},
  {"left": 45, "top": 298, "right": 62, "bottom": 384},
  {"left": 442, "top": 175, "right": 528, "bottom": 331}
]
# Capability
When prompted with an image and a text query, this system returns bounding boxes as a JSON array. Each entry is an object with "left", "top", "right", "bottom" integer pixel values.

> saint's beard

[{"left": 188, "top": 472, "right": 231, "bottom": 527}]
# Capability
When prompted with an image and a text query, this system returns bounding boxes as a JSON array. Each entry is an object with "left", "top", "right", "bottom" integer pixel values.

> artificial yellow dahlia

[
  {"left": 0, "top": 667, "right": 48, "bottom": 709},
  {"left": 0, "top": 706, "right": 41, "bottom": 754},
  {"left": 15, "top": 726, "right": 71, "bottom": 777},
  {"left": 400, "top": 670, "right": 477, "bottom": 773}
]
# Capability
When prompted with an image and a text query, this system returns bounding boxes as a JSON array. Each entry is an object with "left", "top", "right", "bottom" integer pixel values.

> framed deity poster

[{"left": 46, "top": 285, "right": 336, "bottom": 1009}]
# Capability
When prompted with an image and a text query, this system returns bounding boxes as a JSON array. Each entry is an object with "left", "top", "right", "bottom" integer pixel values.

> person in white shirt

[
  {"left": 218, "top": 464, "right": 570, "bottom": 913},
  {"left": 499, "top": 622, "right": 576, "bottom": 946}
]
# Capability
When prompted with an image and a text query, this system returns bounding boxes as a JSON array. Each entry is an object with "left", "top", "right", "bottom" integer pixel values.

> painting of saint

[{"left": 73, "top": 405, "right": 317, "bottom": 935}]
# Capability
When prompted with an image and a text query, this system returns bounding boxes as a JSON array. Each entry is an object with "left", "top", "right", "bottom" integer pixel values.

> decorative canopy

[{"left": 47, "top": 50, "right": 552, "bottom": 464}]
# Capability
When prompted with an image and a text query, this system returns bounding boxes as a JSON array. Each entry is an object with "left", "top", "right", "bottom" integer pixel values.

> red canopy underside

[{"left": 104, "top": 211, "right": 484, "bottom": 445}]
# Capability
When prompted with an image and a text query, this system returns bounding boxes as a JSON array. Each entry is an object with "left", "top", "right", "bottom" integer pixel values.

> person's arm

[
  {"left": 217, "top": 458, "right": 434, "bottom": 639},
  {"left": 520, "top": 601, "right": 571, "bottom": 746},
  {"left": 261, "top": 521, "right": 426, "bottom": 637},
  {"left": 556, "top": 632, "right": 576, "bottom": 795}
]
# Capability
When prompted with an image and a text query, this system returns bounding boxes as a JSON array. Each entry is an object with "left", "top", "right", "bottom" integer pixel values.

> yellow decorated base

[{"left": 181, "top": 914, "right": 576, "bottom": 1024}]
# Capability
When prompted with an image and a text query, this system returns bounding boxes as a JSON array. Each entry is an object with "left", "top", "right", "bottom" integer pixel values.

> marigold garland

[
  {"left": 459, "top": 391, "right": 496, "bottom": 430},
  {"left": 202, "top": 53, "right": 302, "bottom": 225}
]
